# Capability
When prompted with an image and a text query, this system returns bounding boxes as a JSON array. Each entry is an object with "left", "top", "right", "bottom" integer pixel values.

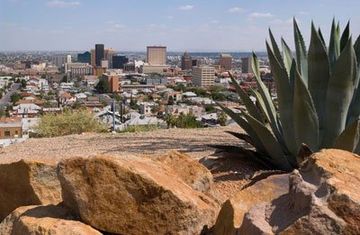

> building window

[{"left": 4, "top": 131, "right": 10, "bottom": 137}]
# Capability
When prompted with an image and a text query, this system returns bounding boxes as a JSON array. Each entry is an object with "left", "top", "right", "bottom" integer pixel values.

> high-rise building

[
  {"left": 146, "top": 46, "right": 167, "bottom": 65},
  {"left": 192, "top": 59, "right": 199, "bottom": 67},
  {"left": 90, "top": 49, "right": 96, "bottom": 66},
  {"left": 95, "top": 44, "right": 105, "bottom": 67},
  {"left": 241, "top": 57, "right": 253, "bottom": 73},
  {"left": 192, "top": 66, "right": 215, "bottom": 88},
  {"left": 52, "top": 55, "right": 71, "bottom": 68},
  {"left": 104, "top": 48, "right": 115, "bottom": 68},
  {"left": 219, "top": 53, "right": 232, "bottom": 71},
  {"left": 112, "top": 55, "right": 129, "bottom": 69},
  {"left": 77, "top": 51, "right": 91, "bottom": 64},
  {"left": 181, "top": 52, "right": 192, "bottom": 70}
]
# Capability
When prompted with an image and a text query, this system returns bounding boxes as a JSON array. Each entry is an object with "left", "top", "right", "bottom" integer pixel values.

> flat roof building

[
  {"left": 219, "top": 53, "right": 232, "bottom": 71},
  {"left": 192, "top": 66, "right": 215, "bottom": 88},
  {"left": 146, "top": 46, "right": 167, "bottom": 65}
]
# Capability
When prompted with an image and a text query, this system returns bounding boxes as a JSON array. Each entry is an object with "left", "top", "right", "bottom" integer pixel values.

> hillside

[{"left": 0, "top": 125, "right": 244, "bottom": 164}]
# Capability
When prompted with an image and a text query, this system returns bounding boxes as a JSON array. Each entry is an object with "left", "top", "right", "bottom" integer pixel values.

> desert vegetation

[
  {"left": 220, "top": 19, "right": 360, "bottom": 171},
  {"left": 35, "top": 109, "right": 107, "bottom": 137}
]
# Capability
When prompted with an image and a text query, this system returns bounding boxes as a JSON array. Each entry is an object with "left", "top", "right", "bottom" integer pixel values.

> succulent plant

[{"left": 218, "top": 19, "right": 360, "bottom": 171}]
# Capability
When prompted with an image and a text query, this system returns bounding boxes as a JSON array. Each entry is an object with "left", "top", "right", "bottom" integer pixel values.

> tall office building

[
  {"left": 192, "top": 66, "right": 215, "bottom": 88},
  {"left": 90, "top": 49, "right": 96, "bottom": 66},
  {"left": 219, "top": 53, "right": 232, "bottom": 71},
  {"left": 146, "top": 46, "right": 167, "bottom": 65},
  {"left": 181, "top": 52, "right": 192, "bottom": 70},
  {"left": 104, "top": 48, "right": 115, "bottom": 68},
  {"left": 77, "top": 51, "right": 91, "bottom": 64},
  {"left": 95, "top": 44, "right": 105, "bottom": 67},
  {"left": 241, "top": 57, "right": 253, "bottom": 73},
  {"left": 112, "top": 55, "right": 129, "bottom": 69},
  {"left": 53, "top": 55, "right": 71, "bottom": 68}
]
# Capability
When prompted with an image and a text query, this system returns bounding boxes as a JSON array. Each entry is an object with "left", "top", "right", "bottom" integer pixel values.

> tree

[
  {"left": 20, "top": 79, "right": 27, "bottom": 89},
  {"left": 10, "top": 92, "right": 21, "bottom": 104},
  {"left": 95, "top": 79, "right": 110, "bottom": 94}
]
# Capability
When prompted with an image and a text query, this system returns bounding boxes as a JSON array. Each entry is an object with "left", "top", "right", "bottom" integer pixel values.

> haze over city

[{"left": 1, "top": 0, "right": 360, "bottom": 51}]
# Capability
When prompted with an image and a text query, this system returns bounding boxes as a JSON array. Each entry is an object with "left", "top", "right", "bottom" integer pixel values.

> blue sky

[{"left": 1, "top": 0, "right": 360, "bottom": 51}]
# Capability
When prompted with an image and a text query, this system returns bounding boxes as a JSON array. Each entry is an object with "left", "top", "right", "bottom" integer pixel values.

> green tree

[
  {"left": 95, "top": 79, "right": 110, "bottom": 94},
  {"left": 10, "top": 92, "right": 21, "bottom": 104}
]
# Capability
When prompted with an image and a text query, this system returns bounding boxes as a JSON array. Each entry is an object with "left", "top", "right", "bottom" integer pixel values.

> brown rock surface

[
  {"left": 155, "top": 150, "right": 213, "bottom": 192},
  {"left": 0, "top": 205, "right": 102, "bottom": 235},
  {"left": 213, "top": 174, "right": 289, "bottom": 235},
  {"left": 0, "top": 160, "right": 62, "bottom": 221},
  {"left": 58, "top": 154, "right": 219, "bottom": 235},
  {"left": 239, "top": 149, "right": 360, "bottom": 235}
]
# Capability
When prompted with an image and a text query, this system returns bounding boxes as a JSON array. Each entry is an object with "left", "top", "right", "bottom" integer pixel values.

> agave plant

[{"left": 218, "top": 19, "right": 360, "bottom": 171}]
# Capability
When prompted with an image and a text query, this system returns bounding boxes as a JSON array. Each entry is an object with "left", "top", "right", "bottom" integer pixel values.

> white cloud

[
  {"left": 249, "top": 12, "right": 274, "bottom": 18},
  {"left": 228, "top": 7, "right": 244, "bottom": 13},
  {"left": 46, "top": 0, "right": 80, "bottom": 8},
  {"left": 178, "top": 5, "right": 194, "bottom": 11}
]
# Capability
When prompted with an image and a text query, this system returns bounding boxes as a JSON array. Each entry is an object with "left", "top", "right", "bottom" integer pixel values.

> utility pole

[{"left": 112, "top": 98, "right": 116, "bottom": 132}]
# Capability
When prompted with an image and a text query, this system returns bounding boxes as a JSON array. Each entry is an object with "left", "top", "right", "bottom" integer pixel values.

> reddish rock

[{"left": 58, "top": 154, "right": 219, "bottom": 235}]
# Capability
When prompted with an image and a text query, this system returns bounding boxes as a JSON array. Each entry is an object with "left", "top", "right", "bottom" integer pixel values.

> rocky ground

[
  {"left": 0, "top": 125, "right": 243, "bottom": 163},
  {"left": 0, "top": 124, "right": 258, "bottom": 202}
]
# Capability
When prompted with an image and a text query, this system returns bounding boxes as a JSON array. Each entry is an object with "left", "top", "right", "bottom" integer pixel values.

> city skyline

[{"left": 1, "top": 0, "right": 360, "bottom": 51}]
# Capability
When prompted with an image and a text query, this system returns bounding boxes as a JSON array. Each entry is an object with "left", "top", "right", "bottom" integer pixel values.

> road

[{"left": 0, "top": 83, "right": 21, "bottom": 106}]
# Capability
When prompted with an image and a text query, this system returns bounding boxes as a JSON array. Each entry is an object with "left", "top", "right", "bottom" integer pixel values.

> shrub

[{"left": 35, "top": 110, "right": 108, "bottom": 137}]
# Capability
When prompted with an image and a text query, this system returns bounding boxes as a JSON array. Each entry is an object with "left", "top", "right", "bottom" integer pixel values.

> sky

[{"left": 1, "top": 0, "right": 360, "bottom": 52}]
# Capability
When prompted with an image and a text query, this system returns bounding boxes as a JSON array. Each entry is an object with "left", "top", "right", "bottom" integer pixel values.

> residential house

[{"left": 0, "top": 117, "right": 23, "bottom": 139}]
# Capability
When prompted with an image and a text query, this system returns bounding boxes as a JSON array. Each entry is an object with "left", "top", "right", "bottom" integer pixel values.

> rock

[
  {"left": 58, "top": 155, "right": 219, "bottom": 235},
  {"left": 0, "top": 204, "right": 102, "bottom": 235},
  {"left": 213, "top": 174, "right": 289, "bottom": 235},
  {"left": 0, "top": 160, "right": 62, "bottom": 221},
  {"left": 155, "top": 151, "right": 213, "bottom": 193},
  {"left": 239, "top": 149, "right": 360, "bottom": 235}
]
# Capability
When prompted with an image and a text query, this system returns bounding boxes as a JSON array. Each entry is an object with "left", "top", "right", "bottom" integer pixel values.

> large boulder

[
  {"left": 213, "top": 174, "right": 289, "bottom": 235},
  {"left": 239, "top": 149, "right": 360, "bottom": 234},
  {"left": 57, "top": 154, "right": 219, "bottom": 235},
  {"left": 155, "top": 151, "right": 213, "bottom": 193},
  {"left": 0, "top": 160, "right": 62, "bottom": 221},
  {"left": 0, "top": 205, "right": 102, "bottom": 235}
]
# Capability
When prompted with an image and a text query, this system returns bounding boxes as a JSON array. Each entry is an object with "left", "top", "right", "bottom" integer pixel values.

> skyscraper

[
  {"left": 219, "top": 53, "right": 232, "bottom": 71},
  {"left": 192, "top": 66, "right": 215, "bottom": 88},
  {"left": 241, "top": 57, "right": 253, "bottom": 73},
  {"left": 181, "top": 52, "right": 192, "bottom": 70},
  {"left": 112, "top": 55, "right": 129, "bottom": 69},
  {"left": 77, "top": 51, "right": 91, "bottom": 64},
  {"left": 146, "top": 46, "right": 167, "bottom": 65},
  {"left": 95, "top": 44, "right": 105, "bottom": 67},
  {"left": 104, "top": 48, "right": 115, "bottom": 68}
]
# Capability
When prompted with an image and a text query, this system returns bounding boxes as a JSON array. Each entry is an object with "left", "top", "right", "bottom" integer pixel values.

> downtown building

[
  {"left": 143, "top": 46, "right": 169, "bottom": 74},
  {"left": 241, "top": 57, "right": 253, "bottom": 74},
  {"left": 219, "top": 53, "right": 232, "bottom": 71},
  {"left": 181, "top": 52, "right": 192, "bottom": 70},
  {"left": 192, "top": 66, "right": 215, "bottom": 88},
  {"left": 65, "top": 63, "right": 93, "bottom": 77}
]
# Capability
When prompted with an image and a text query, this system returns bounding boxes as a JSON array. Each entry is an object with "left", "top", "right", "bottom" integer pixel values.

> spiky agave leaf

[
  {"left": 329, "top": 19, "right": 341, "bottom": 70},
  {"left": 323, "top": 37, "right": 356, "bottom": 147},
  {"left": 334, "top": 119, "right": 360, "bottom": 152},
  {"left": 268, "top": 29, "right": 284, "bottom": 67},
  {"left": 281, "top": 38, "right": 293, "bottom": 76},
  {"left": 251, "top": 53, "right": 285, "bottom": 147},
  {"left": 228, "top": 73, "right": 263, "bottom": 123},
  {"left": 266, "top": 41, "right": 297, "bottom": 156},
  {"left": 293, "top": 67, "right": 319, "bottom": 152},
  {"left": 242, "top": 112, "right": 293, "bottom": 171},
  {"left": 340, "top": 21, "right": 350, "bottom": 52},
  {"left": 293, "top": 18, "right": 308, "bottom": 85},
  {"left": 217, "top": 102, "right": 266, "bottom": 154},
  {"left": 308, "top": 22, "right": 330, "bottom": 143},
  {"left": 225, "top": 131, "right": 255, "bottom": 146}
]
